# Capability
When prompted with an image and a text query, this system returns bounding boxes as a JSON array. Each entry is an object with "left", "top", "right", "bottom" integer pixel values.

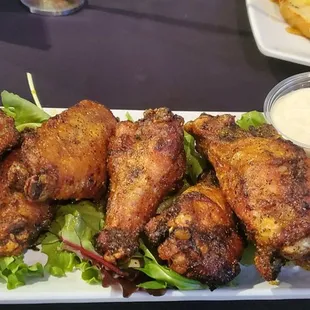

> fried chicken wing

[
  {"left": 8, "top": 100, "right": 117, "bottom": 201},
  {"left": 185, "top": 114, "right": 310, "bottom": 281},
  {"left": 0, "top": 150, "right": 52, "bottom": 256},
  {"left": 145, "top": 173, "right": 244, "bottom": 288},
  {"left": 0, "top": 110, "right": 19, "bottom": 156},
  {"left": 96, "top": 108, "right": 186, "bottom": 263}
]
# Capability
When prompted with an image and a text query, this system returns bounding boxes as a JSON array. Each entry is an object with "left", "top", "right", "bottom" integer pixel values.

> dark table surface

[
  {"left": 0, "top": 0, "right": 309, "bottom": 111},
  {"left": 0, "top": 0, "right": 309, "bottom": 309}
]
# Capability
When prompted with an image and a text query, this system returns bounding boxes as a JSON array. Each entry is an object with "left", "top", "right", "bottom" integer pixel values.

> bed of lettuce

[{"left": 0, "top": 87, "right": 264, "bottom": 293}]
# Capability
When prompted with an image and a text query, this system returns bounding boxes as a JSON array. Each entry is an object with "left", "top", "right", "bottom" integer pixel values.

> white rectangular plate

[
  {"left": 246, "top": 0, "right": 310, "bottom": 66},
  {"left": 1, "top": 108, "right": 309, "bottom": 304}
]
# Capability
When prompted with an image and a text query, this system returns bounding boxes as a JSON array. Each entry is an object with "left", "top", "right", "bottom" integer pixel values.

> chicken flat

[
  {"left": 145, "top": 172, "right": 244, "bottom": 288},
  {"left": 0, "top": 149, "right": 52, "bottom": 256},
  {"left": 8, "top": 100, "right": 117, "bottom": 201},
  {"left": 0, "top": 110, "right": 19, "bottom": 156},
  {"left": 185, "top": 114, "right": 310, "bottom": 281},
  {"left": 96, "top": 108, "right": 186, "bottom": 263}
]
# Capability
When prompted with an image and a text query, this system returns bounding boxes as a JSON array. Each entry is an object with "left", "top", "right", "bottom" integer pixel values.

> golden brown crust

[
  {"left": 0, "top": 150, "right": 52, "bottom": 256},
  {"left": 8, "top": 100, "right": 117, "bottom": 201},
  {"left": 0, "top": 110, "right": 19, "bottom": 156},
  {"left": 96, "top": 108, "right": 186, "bottom": 263},
  {"left": 145, "top": 174, "right": 244, "bottom": 287},
  {"left": 279, "top": 0, "right": 310, "bottom": 39},
  {"left": 185, "top": 114, "right": 310, "bottom": 281}
]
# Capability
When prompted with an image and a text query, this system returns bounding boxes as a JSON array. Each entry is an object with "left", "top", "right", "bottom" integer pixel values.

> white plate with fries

[{"left": 246, "top": 0, "right": 310, "bottom": 66}]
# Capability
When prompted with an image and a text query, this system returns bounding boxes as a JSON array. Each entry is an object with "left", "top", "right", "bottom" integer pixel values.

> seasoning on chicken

[
  {"left": 0, "top": 110, "right": 19, "bottom": 156},
  {"left": 96, "top": 108, "right": 186, "bottom": 263},
  {"left": 0, "top": 150, "right": 52, "bottom": 256},
  {"left": 8, "top": 100, "right": 117, "bottom": 201},
  {"left": 145, "top": 172, "right": 244, "bottom": 288},
  {"left": 185, "top": 114, "right": 310, "bottom": 281}
]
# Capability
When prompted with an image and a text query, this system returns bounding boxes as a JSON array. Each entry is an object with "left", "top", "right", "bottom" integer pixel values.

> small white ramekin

[{"left": 264, "top": 72, "right": 310, "bottom": 156}]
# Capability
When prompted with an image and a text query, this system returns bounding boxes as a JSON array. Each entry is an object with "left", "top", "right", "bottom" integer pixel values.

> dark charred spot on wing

[
  {"left": 154, "top": 137, "right": 170, "bottom": 152},
  {"left": 26, "top": 176, "right": 45, "bottom": 200},
  {"left": 96, "top": 228, "right": 139, "bottom": 264},
  {"left": 302, "top": 201, "right": 310, "bottom": 210},
  {"left": 145, "top": 204, "right": 181, "bottom": 246},
  {"left": 24, "top": 174, "right": 56, "bottom": 201},
  {"left": 7, "top": 162, "right": 30, "bottom": 192},
  {"left": 128, "top": 168, "right": 143, "bottom": 182},
  {"left": 9, "top": 222, "right": 27, "bottom": 237}
]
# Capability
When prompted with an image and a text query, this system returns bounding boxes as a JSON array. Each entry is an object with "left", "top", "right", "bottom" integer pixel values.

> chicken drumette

[
  {"left": 0, "top": 149, "right": 52, "bottom": 256},
  {"left": 8, "top": 100, "right": 117, "bottom": 202},
  {"left": 96, "top": 108, "right": 186, "bottom": 263},
  {"left": 185, "top": 114, "right": 310, "bottom": 281},
  {"left": 145, "top": 173, "right": 244, "bottom": 288}
]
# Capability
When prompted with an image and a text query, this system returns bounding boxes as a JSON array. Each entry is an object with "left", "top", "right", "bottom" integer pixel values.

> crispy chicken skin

[
  {"left": 8, "top": 100, "right": 117, "bottom": 201},
  {"left": 96, "top": 108, "right": 186, "bottom": 263},
  {"left": 0, "top": 150, "right": 52, "bottom": 256},
  {"left": 145, "top": 173, "right": 244, "bottom": 288},
  {"left": 185, "top": 114, "right": 310, "bottom": 281},
  {"left": 0, "top": 110, "right": 19, "bottom": 156}
]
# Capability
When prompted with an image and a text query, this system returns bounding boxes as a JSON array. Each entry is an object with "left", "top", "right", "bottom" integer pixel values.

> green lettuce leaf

[
  {"left": 77, "top": 261, "right": 101, "bottom": 284},
  {"left": 0, "top": 256, "right": 44, "bottom": 290},
  {"left": 41, "top": 239, "right": 78, "bottom": 277},
  {"left": 1, "top": 90, "right": 50, "bottom": 131},
  {"left": 240, "top": 243, "right": 256, "bottom": 266},
  {"left": 41, "top": 201, "right": 104, "bottom": 281},
  {"left": 135, "top": 241, "right": 207, "bottom": 290},
  {"left": 236, "top": 111, "right": 266, "bottom": 130},
  {"left": 137, "top": 280, "right": 167, "bottom": 290},
  {"left": 184, "top": 131, "right": 207, "bottom": 184},
  {"left": 125, "top": 112, "right": 134, "bottom": 122}
]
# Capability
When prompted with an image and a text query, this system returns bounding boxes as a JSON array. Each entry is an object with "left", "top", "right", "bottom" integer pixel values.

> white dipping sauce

[{"left": 270, "top": 88, "right": 310, "bottom": 146}]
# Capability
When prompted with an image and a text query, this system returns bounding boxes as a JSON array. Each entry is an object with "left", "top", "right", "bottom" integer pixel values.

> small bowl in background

[{"left": 264, "top": 72, "right": 310, "bottom": 156}]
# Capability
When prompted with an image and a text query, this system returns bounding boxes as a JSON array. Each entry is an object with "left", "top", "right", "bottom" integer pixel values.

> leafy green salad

[{"left": 0, "top": 81, "right": 265, "bottom": 295}]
